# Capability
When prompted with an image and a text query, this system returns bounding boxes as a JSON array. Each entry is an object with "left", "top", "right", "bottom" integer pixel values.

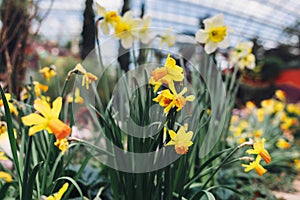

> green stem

[
  {"left": 200, "top": 145, "right": 242, "bottom": 190},
  {"left": 41, "top": 136, "right": 54, "bottom": 194},
  {"left": 21, "top": 136, "right": 33, "bottom": 200}
]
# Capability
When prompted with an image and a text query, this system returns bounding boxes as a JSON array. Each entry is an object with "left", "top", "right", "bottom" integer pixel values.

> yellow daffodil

[
  {"left": 274, "top": 101, "right": 284, "bottom": 112},
  {"left": 0, "top": 171, "right": 12, "bottom": 182},
  {"left": 256, "top": 108, "right": 264, "bottom": 122},
  {"left": 114, "top": 11, "right": 142, "bottom": 49},
  {"left": 0, "top": 123, "right": 6, "bottom": 135},
  {"left": 0, "top": 93, "right": 18, "bottom": 115},
  {"left": 246, "top": 138, "right": 271, "bottom": 164},
  {"left": 21, "top": 97, "right": 71, "bottom": 139},
  {"left": 242, "top": 155, "right": 267, "bottom": 176},
  {"left": 238, "top": 137, "right": 246, "bottom": 144},
  {"left": 261, "top": 99, "right": 275, "bottom": 114},
  {"left": 139, "top": 15, "right": 153, "bottom": 44},
  {"left": 276, "top": 138, "right": 291, "bottom": 149},
  {"left": 54, "top": 138, "right": 69, "bottom": 155},
  {"left": 159, "top": 28, "right": 176, "bottom": 48},
  {"left": 39, "top": 65, "right": 56, "bottom": 82},
  {"left": 294, "top": 159, "right": 300, "bottom": 170},
  {"left": 0, "top": 152, "right": 8, "bottom": 160},
  {"left": 246, "top": 101, "right": 256, "bottom": 110},
  {"left": 280, "top": 114, "right": 294, "bottom": 131},
  {"left": 96, "top": 3, "right": 120, "bottom": 34},
  {"left": 195, "top": 13, "right": 230, "bottom": 54},
  {"left": 287, "top": 104, "right": 300, "bottom": 115},
  {"left": 33, "top": 81, "right": 49, "bottom": 97},
  {"left": 275, "top": 90, "right": 286, "bottom": 101},
  {"left": 149, "top": 53, "right": 184, "bottom": 92},
  {"left": 253, "top": 129, "right": 263, "bottom": 138},
  {"left": 46, "top": 182, "right": 69, "bottom": 200},
  {"left": 67, "top": 88, "right": 84, "bottom": 104},
  {"left": 236, "top": 53, "right": 256, "bottom": 70},
  {"left": 166, "top": 126, "right": 193, "bottom": 155},
  {"left": 153, "top": 86, "right": 195, "bottom": 113},
  {"left": 73, "top": 64, "right": 98, "bottom": 90}
]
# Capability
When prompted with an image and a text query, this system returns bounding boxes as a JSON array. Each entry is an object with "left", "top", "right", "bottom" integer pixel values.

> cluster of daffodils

[
  {"left": 241, "top": 138, "right": 271, "bottom": 176},
  {"left": 20, "top": 63, "right": 96, "bottom": 155},
  {"left": 149, "top": 54, "right": 195, "bottom": 154},
  {"left": 96, "top": 3, "right": 176, "bottom": 49},
  {"left": 228, "top": 90, "right": 299, "bottom": 150},
  {"left": 229, "top": 41, "right": 256, "bottom": 70}
]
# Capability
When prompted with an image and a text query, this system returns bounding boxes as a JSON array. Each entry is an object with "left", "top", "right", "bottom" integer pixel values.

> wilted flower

[
  {"left": 72, "top": 64, "right": 98, "bottom": 90},
  {"left": 166, "top": 126, "right": 193, "bottom": 155},
  {"left": 22, "top": 97, "right": 71, "bottom": 139},
  {"left": 195, "top": 13, "right": 230, "bottom": 54},
  {"left": 114, "top": 11, "right": 142, "bottom": 49},
  {"left": 242, "top": 155, "right": 267, "bottom": 176},
  {"left": 67, "top": 88, "right": 84, "bottom": 104}
]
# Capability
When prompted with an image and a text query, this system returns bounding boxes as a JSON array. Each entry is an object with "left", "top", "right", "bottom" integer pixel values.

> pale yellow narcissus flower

[
  {"left": 114, "top": 11, "right": 142, "bottom": 49},
  {"left": 0, "top": 171, "right": 12, "bottom": 182},
  {"left": 54, "top": 138, "right": 69, "bottom": 155},
  {"left": 46, "top": 182, "right": 69, "bottom": 200},
  {"left": 242, "top": 155, "right": 267, "bottom": 176},
  {"left": 39, "top": 65, "right": 56, "bottom": 82},
  {"left": 166, "top": 126, "right": 193, "bottom": 155},
  {"left": 21, "top": 97, "right": 71, "bottom": 139},
  {"left": 0, "top": 93, "right": 18, "bottom": 115},
  {"left": 287, "top": 104, "right": 300, "bottom": 115},
  {"left": 149, "top": 53, "right": 184, "bottom": 92},
  {"left": 276, "top": 138, "right": 291, "bottom": 149},
  {"left": 67, "top": 88, "right": 84, "bottom": 104},
  {"left": 139, "top": 15, "right": 153, "bottom": 44},
  {"left": 96, "top": 3, "right": 120, "bottom": 34},
  {"left": 195, "top": 13, "right": 230, "bottom": 54},
  {"left": 230, "top": 41, "right": 256, "bottom": 70},
  {"left": 159, "top": 28, "right": 176, "bottom": 48},
  {"left": 73, "top": 64, "right": 98, "bottom": 90},
  {"left": 153, "top": 86, "right": 195, "bottom": 114},
  {"left": 246, "top": 138, "right": 271, "bottom": 164}
]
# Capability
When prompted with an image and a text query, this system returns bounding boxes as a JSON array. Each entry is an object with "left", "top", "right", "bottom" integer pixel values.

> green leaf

[
  {"left": 24, "top": 162, "right": 44, "bottom": 200},
  {"left": 0, "top": 86, "right": 21, "bottom": 182}
]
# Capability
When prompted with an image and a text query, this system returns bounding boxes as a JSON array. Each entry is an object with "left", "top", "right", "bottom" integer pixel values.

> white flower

[
  {"left": 114, "top": 11, "right": 142, "bottom": 49},
  {"left": 139, "top": 15, "right": 154, "bottom": 44},
  {"left": 230, "top": 41, "right": 256, "bottom": 70},
  {"left": 195, "top": 13, "right": 230, "bottom": 54},
  {"left": 159, "top": 28, "right": 176, "bottom": 48},
  {"left": 96, "top": 3, "right": 120, "bottom": 35}
]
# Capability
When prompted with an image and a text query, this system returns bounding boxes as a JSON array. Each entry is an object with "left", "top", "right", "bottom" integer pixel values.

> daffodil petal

[
  {"left": 34, "top": 99, "right": 52, "bottom": 118},
  {"left": 22, "top": 113, "right": 47, "bottom": 126},
  {"left": 168, "top": 130, "right": 177, "bottom": 141},
  {"left": 28, "top": 124, "right": 47, "bottom": 136},
  {"left": 52, "top": 97, "right": 62, "bottom": 118},
  {"left": 204, "top": 40, "right": 218, "bottom": 54},
  {"left": 195, "top": 29, "right": 209, "bottom": 43}
]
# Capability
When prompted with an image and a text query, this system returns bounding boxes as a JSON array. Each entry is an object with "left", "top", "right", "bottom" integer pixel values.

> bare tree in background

[{"left": 81, "top": 0, "right": 95, "bottom": 60}]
